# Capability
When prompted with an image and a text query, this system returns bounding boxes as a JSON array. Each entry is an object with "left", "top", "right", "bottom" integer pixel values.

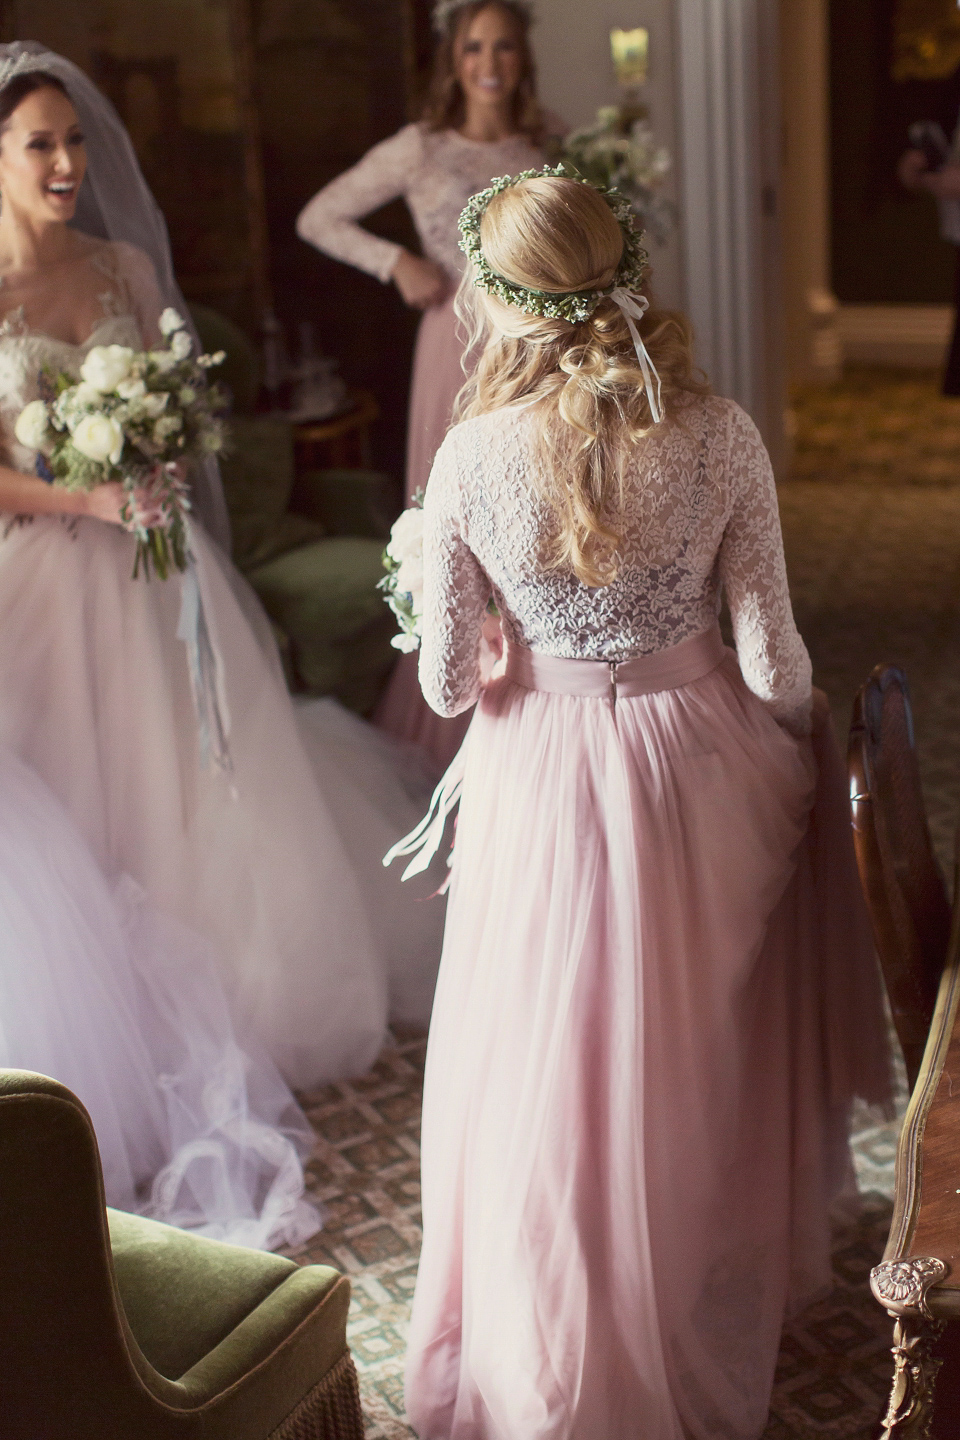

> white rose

[
  {"left": 56, "top": 381, "right": 100, "bottom": 430},
  {"left": 150, "top": 349, "right": 178, "bottom": 374},
  {"left": 170, "top": 330, "right": 192, "bottom": 361},
  {"left": 159, "top": 307, "right": 186, "bottom": 337},
  {"left": 115, "top": 377, "right": 146, "bottom": 400},
  {"left": 14, "top": 398, "right": 50, "bottom": 451},
  {"left": 153, "top": 415, "right": 183, "bottom": 444},
  {"left": 79, "top": 344, "right": 135, "bottom": 393},
  {"left": 72, "top": 412, "right": 124, "bottom": 466},
  {"left": 391, "top": 630, "right": 420, "bottom": 652},
  {"left": 141, "top": 392, "right": 169, "bottom": 418},
  {"left": 394, "top": 553, "right": 424, "bottom": 607},
  {"left": 386, "top": 506, "right": 424, "bottom": 565}
]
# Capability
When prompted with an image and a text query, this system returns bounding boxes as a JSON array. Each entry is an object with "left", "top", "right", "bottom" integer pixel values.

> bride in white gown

[
  {"left": 0, "top": 744, "right": 320, "bottom": 1250},
  {"left": 0, "top": 40, "right": 443, "bottom": 1215}
]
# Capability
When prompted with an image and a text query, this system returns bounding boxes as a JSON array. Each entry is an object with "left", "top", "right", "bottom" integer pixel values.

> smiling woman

[
  {"left": 0, "top": 76, "right": 164, "bottom": 524},
  {"left": 296, "top": 0, "right": 562, "bottom": 768}
]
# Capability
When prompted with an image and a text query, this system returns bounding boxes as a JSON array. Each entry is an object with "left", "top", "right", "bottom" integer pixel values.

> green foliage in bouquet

[
  {"left": 16, "top": 308, "right": 228, "bottom": 580},
  {"left": 557, "top": 106, "right": 675, "bottom": 246}
]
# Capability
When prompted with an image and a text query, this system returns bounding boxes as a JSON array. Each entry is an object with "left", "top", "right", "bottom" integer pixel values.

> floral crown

[
  {"left": 457, "top": 165, "right": 649, "bottom": 324},
  {"left": 432, "top": 0, "right": 534, "bottom": 35}
]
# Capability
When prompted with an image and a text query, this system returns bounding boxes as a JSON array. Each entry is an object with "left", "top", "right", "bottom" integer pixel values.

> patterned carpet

[{"left": 282, "top": 366, "right": 960, "bottom": 1438}]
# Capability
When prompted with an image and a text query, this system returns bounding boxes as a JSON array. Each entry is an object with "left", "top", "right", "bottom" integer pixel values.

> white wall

[{"left": 533, "top": 0, "right": 685, "bottom": 311}]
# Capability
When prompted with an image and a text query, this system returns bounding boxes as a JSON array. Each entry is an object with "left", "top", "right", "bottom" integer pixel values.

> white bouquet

[
  {"left": 561, "top": 106, "right": 675, "bottom": 244},
  {"left": 15, "top": 308, "right": 227, "bottom": 579},
  {"left": 379, "top": 494, "right": 424, "bottom": 651}
]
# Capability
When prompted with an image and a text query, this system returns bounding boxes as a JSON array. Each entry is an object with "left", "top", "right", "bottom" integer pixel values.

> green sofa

[
  {"left": 190, "top": 306, "right": 399, "bottom": 716},
  {"left": 0, "top": 1069, "right": 362, "bottom": 1440}
]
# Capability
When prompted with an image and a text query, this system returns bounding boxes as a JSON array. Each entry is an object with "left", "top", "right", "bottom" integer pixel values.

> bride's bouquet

[
  {"left": 14, "top": 308, "right": 228, "bottom": 579},
  {"left": 379, "top": 494, "right": 424, "bottom": 651}
]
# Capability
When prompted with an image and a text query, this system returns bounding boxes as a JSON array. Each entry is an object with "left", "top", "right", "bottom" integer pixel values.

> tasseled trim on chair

[{"left": 268, "top": 1351, "right": 364, "bottom": 1439}]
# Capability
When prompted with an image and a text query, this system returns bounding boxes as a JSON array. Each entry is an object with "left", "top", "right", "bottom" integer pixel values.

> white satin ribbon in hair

[{"left": 609, "top": 288, "right": 664, "bottom": 425}]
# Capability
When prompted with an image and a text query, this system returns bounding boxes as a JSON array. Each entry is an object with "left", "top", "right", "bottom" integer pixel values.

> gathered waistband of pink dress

[{"left": 503, "top": 623, "right": 727, "bottom": 700}]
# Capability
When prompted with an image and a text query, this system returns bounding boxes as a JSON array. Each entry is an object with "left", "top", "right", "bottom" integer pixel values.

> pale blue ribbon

[{"left": 177, "top": 549, "right": 232, "bottom": 774}]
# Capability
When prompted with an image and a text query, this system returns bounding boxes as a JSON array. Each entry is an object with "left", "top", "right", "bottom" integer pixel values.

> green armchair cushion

[
  {"left": 247, "top": 536, "right": 396, "bottom": 712},
  {"left": 293, "top": 468, "right": 396, "bottom": 541},
  {"left": 0, "top": 1070, "right": 360, "bottom": 1440},
  {"left": 218, "top": 416, "right": 327, "bottom": 571},
  {"left": 107, "top": 1209, "right": 317, "bottom": 1380}
]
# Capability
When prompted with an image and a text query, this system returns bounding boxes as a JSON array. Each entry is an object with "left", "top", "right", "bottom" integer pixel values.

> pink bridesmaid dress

[
  {"left": 402, "top": 394, "right": 892, "bottom": 1439},
  {"left": 297, "top": 123, "right": 551, "bottom": 770}
]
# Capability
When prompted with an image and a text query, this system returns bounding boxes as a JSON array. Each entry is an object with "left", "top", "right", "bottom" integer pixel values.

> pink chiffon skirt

[
  {"left": 404, "top": 626, "right": 891, "bottom": 1440},
  {"left": 374, "top": 296, "right": 474, "bottom": 769}
]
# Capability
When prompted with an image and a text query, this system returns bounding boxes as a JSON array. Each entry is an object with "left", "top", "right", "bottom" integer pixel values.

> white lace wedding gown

[{"left": 0, "top": 237, "right": 443, "bottom": 1114}]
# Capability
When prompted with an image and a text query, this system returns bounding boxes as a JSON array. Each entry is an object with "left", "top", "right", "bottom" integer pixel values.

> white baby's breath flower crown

[
  {"left": 457, "top": 164, "right": 650, "bottom": 324},
  {"left": 432, "top": 0, "right": 533, "bottom": 34}
]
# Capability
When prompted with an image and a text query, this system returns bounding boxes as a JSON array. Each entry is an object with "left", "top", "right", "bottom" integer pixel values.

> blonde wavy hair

[{"left": 456, "top": 176, "right": 708, "bottom": 587}]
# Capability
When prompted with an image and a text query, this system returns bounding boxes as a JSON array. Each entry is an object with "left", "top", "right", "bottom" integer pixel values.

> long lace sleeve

[
  {"left": 718, "top": 405, "right": 812, "bottom": 736},
  {"left": 419, "top": 433, "right": 492, "bottom": 717},
  {"left": 295, "top": 125, "right": 421, "bottom": 283}
]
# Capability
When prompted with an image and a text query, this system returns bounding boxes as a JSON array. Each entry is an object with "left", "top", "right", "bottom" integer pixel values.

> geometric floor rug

[{"left": 284, "top": 1030, "right": 905, "bottom": 1440}]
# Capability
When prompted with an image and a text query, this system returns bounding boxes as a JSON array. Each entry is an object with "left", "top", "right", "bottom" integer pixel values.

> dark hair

[
  {"left": 0, "top": 71, "right": 70, "bottom": 131},
  {"left": 422, "top": 1, "right": 544, "bottom": 145}
]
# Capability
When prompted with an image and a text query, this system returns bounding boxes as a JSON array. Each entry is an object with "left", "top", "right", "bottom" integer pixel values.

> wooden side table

[
  {"left": 871, "top": 876, "right": 960, "bottom": 1437},
  {"left": 293, "top": 390, "right": 380, "bottom": 474}
]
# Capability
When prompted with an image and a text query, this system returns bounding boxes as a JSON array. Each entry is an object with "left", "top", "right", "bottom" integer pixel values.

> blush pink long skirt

[
  {"left": 374, "top": 295, "right": 474, "bottom": 770},
  {"left": 404, "top": 626, "right": 891, "bottom": 1440}
]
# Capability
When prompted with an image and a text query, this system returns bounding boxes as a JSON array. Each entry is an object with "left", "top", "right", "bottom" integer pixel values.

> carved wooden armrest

[{"left": 871, "top": 894, "right": 960, "bottom": 1438}]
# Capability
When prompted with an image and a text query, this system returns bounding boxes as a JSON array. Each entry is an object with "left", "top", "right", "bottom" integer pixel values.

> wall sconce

[{"left": 610, "top": 27, "right": 649, "bottom": 87}]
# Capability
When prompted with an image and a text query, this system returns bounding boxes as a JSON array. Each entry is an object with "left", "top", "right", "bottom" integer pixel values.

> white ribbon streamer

[
  {"left": 177, "top": 542, "right": 232, "bottom": 775},
  {"left": 610, "top": 287, "right": 664, "bottom": 425},
  {"left": 383, "top": 741, "right": 468, "bottom": 885}
]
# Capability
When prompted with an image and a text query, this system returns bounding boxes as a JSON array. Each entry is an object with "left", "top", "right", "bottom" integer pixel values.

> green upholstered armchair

[
  {"left": 0, "top": 1069, "right": 363, "bottom": 1440},
  {"left": 190, "top": 306, "right": 398, "bottom": 715}
]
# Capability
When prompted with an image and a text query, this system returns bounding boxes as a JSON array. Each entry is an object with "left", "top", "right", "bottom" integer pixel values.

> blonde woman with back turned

[{"left": 399, "top": 173, "right": 891, "bottom": 1438}]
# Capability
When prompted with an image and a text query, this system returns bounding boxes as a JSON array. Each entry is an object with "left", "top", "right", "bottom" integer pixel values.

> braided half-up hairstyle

[{"left": 456, "top": 176, "right": 708, "bottom": 588}]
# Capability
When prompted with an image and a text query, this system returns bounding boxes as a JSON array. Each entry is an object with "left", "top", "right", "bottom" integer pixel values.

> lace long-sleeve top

[
  {"left": 296, "top": 123, "right": 550, "bottom": 284},
  {"left": 419, "top": 394, "right": 813, "bottom": 735}
]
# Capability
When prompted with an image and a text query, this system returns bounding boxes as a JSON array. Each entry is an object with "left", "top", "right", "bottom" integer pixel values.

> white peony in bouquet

[
  {"left": 15, "top": 308, "right": 227, "bottom": 579},
  {"left": 379, "top": 495, "right": 424, "bottom": 651}
]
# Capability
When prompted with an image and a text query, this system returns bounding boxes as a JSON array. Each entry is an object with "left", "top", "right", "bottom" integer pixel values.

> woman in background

[{"left": 298, "top": 0, "right": 561, "bottom": 768}]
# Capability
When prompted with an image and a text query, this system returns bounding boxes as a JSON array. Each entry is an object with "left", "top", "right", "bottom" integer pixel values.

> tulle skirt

[
  {"left": 405, "top": 628, "right": 891, "bottom": 1440},
  {"left": 0, "top": 513, "right": 444, "bottom": 1090},
  {"left": 374, "top": 295, "right": 476, "bottom": 770},
  {"left": 0, "top": 746, "right": 319, "bottom": 1249}
]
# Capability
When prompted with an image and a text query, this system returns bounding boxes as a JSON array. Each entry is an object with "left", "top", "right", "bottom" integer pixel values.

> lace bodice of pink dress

[
  {"left": 419, "top": 393, "right": 814, "bottom": 735},
  {"left": 296, "top": 122, "right": 549, "bottom": 284}
]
